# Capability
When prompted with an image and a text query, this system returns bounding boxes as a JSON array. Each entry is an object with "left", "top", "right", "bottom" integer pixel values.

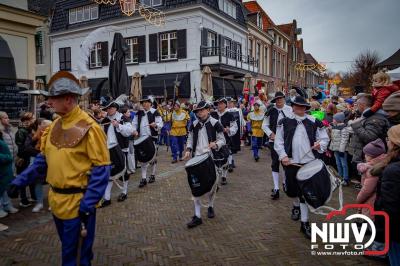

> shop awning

[
  {"left": 141, "top": 72, "right": 191, "bottom": 98},
  {"left": 212, "top": 77, "right": 243, "bottom": 98}
]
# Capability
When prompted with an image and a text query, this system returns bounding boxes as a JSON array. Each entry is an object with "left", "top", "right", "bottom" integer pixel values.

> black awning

[
  {"left": 212, "top": 77, "right": 243, "bottom": 98},
  {"left": 0, "top": 36, "right": 16, "bottom": 81},
  {"left": 88, "top": 78, "right": 109, "bottom": 100},
  {"left": 142, "top": 72, "right": 191, "bottom": 98}
]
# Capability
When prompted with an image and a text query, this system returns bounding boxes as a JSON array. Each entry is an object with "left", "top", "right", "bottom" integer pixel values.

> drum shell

[
  {"left": 109, "top": 145, "right": 126, "bottom": 177},
  {"left": 185, "top": 156, "right": 216, "bottom": 197},
  {"left": 297, "top": 163, "right": 331, "bottom": 209},
  {"left": 134, "top": 136, "right": 156, "bottom": 163}
]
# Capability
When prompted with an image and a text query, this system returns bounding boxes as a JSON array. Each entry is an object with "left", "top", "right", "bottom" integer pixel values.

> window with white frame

[
  {"left": 272, "top": 50, "right": 276, "bottom": 77},
  {"left": 282, "top": 55, "right": 286, "bottom": 79},
  {"left": 160, "top": 32, "right": 177, "bottom": 60},
  {"left": 69, "top": 4, "right": 98, "bottom": 24},
  {"left": 277, "top": 52, "right": 281, "bottom": 78},
  {"left": 236, "top": 43, "right": 242, "bottom": 60},
  {"left": 219, "top": 0, "right": 236, "bottom": 19},
  {"left": 224, "top": 38, "right": 233, "bottom": 58},
  {"left": 142, "top": 0, "right": 162, "bottom": 7},
  {"left": 257, "top": 13, "right": 263, "bottom": 29},
  {"left": 126, "top": 37, "right": 138, "bottom": 64},
  {"left": 248, "top": 38, "right": 253, "bottom": 58},
  {"left": 90, "top": 42, "right": 102, "bottom": 68},
  {"left": 256, "top": 43, "right": 261, "bottom": 67},
  {"left": 264, "top": 47, "right": 269, "bottom": 75},
  {"left": 207, "top": 31, "right": 217, "bottom": 56}
]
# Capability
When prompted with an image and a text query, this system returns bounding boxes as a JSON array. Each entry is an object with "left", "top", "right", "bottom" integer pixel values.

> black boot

[
  {"left": 228, "top": 164, "right": 233, "bottom": 173},
  {"left": 232, "top": 160, "right": 236, "bottom": 168},
  {"left": 99, "top": 199, "right": 111, "bottom": 208},
  {"left": 300, "top": 222, "right": 311, "bottom": 239},
  {"left": 117, "top": 193, "right": 127, "bottom": 202},
  {"left": 270, "top": 189, "right": 280, "bottom": 200},
  {"left": 282, "top": 183, "right": 287, "bottom": 193},
  {"left": 254, "top": 156, "right": 259, "bottom": 162},
  {"left": 138, "top": 179, "right": 147, "bottom": 188},
  {"left": 187, "top": 216, "right": 202, "bottom": 228},
  {"left": 291, "top": 206, "right": 301, "bottom": 221},
  {"left": 148, "top": 175, "right": 156, "bottom": 183},
  {"left": 221, "top": 177, "right": 227, "bottom": 185},
  {"left": 207, "top": 207, "right": 215, "bottom": 218}
]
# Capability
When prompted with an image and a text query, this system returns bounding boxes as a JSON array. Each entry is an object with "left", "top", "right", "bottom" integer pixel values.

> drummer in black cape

[
  {"left": 274, "top": 96, "right": 329, "bottom": 239},
  {"left": 132, "top": 96, "right": 163, "bottom": 188},
  {"left": 262, "top": 91, "right": 293, "bottom": 200},
  {"left": 211, "top": 97, "right": 238, "bottom": 185},
  {"left": 227, "top": 97, "right": 244, "bottom": 171},
  {"left": 99, "top": 99, "right": 134, "bottom": 207},
  {"left": 182, "top": 101, "right": 226, "bottom": 228}
]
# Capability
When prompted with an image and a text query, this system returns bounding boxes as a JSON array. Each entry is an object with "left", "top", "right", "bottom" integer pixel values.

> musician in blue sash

[
  {"left": 262, "top": 91, "right": 293, "bottom": 200},
  {"left": 274, "top": 96, "right": 329, "bottom": 239},
  {"left": 99, "top": 100, "right": 134, "bottom": 207},
  {"left": 133, "top": 96, "right": 163, "bottom": 188},
  {"left": 183, "top": 101, "right": 226, "bottom": 228},
  {"left": 211, "top": 98, "right": 238, "bottom": 185}
]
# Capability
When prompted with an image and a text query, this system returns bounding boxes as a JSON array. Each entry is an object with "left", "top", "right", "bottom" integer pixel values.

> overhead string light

[
  {"left": 92, "top": 0, "right": 166, "bottom": 26},
  {"left": 294, "top": 63, "right": 327, "bottom": 73}
]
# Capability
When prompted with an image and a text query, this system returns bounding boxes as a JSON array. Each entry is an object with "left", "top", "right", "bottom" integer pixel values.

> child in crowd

[
  {"left": 329, "top": 112, "right": 350, "bottom": 185},
  {"left": 356, "top": 139, "right": 386, "bottom": 220}
]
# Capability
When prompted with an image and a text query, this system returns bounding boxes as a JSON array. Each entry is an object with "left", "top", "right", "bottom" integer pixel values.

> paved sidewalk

[{"left": 0, "top": 146, "right": 384, "bottom": 265}]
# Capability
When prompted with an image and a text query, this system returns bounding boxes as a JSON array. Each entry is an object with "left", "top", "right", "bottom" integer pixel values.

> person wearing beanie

[
  {"left": 356, "top": 139, "right": 387, "bottom": 221},
  {"left": 383, "top": 91, "right": 400, "bottom": 126},
  {"left": 329, "top": 112, "right": 350, "bottom": 185},
  {"left": 368, "top": 125, "right": 400, "bottom": 263}
]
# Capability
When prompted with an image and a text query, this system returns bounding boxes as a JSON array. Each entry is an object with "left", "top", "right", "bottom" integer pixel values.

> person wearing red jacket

[{"left": 364, "top": 71, "right": 399, "bottom": 117}]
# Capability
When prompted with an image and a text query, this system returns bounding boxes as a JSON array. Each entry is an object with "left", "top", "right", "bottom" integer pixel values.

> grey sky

[{"left": 256, "top": 0, "right": 400, "bottom": 73}]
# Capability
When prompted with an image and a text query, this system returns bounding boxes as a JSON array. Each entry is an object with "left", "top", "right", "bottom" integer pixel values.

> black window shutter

[
  {"left": 138, "top": 35, "right": 146, "bottom": 63},
  {"left": 202, "top": 28, "right": 208, "bottom": 47},
  {"left": 101, "top": 41, "right": 109, "bottom": 66},
  {"left": 149, "top": 33, "right": 158, "bottom": 62},
  {"left": 66, "top": 47, "right": 71, "bottom": 70},
  {"left": 177, "top": 29, "right": 187, "bottom": 59}
]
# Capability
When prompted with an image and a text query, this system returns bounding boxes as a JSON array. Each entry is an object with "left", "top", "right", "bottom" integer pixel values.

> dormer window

[
  {"left": 69, "top": 4, "right": 98, "bottom": 24},
  {"left": 257, "top": 13, "right": 263, "bottom": 29},
  {"left": 218, "top": 0, "right": 237, "bottom": 19}
]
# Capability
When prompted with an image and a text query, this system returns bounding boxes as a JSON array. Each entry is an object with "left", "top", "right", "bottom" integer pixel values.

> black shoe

[
  {"left": 282, "top": 183, "right": 287, "bottom": 193},
  {"left": 99, "top": 199, "right": 111, "bottom": 208},
  {"left": 228, "top": 164, "right": 233, "bottom": 173},
  {"left": 207, "top": 207, "right": 215, "bottom": 218},
  {"left": 300, "top": 222, "right": 311, "bottom": 239},
  {"left": 139, "top": 179, "right": 147, "bottom": 188},
  {"left": 117, "top": 193, "right": 127, "bottom": 202},
  {"left": 270, "top": 189, "right": 280, "bottom": 200},
  {"left": 171, "top": 159, "right": 178, "bottom": 164},
  {"left": 232, "top": 161, "right": 236, "bottom": 168},
  {"left": 254, "top": 156, "right": 259, "bottom": 162},
  {"left": 221, "top": 177, "right": 227, "bottom": 185},
  {"left": 187, "top": 216, "right": 202, "bottom": 228},
  {"left": 19, "top": 199, "right": 32, "bottom": 208},
  {"left": 148, "top": 175, "right": 156, "bottom": 183},
  {"left": 291, "top": 206, "right": 301, "bottom": 221}
]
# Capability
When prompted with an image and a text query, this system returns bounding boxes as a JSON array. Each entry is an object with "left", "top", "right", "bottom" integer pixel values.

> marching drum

[
  {"left": 211, "top": 145, "right": 230, "bottom": 168},
  {"left": 296, "top": 159, "right": 334, "bottom": 209},
  {"left": 134, "top": 136, "right": 156, "bottom": 163},
  {"left": 109, "top": 145, "right": 126, "bottom": 179},
  {"left": 185, "top": 153, "right": 217, "bottom": 197}
]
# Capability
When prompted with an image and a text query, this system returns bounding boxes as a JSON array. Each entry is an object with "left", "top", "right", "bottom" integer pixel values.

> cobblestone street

[{"left": 0, "top": 146, "right": 383, "bottom": 265}]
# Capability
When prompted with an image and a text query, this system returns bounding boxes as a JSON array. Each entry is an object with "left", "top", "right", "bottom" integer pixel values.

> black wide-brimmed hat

[
  {"left": 271, "top": 91, "right": 285, "bottom": 103},
  {"left": 102, "top": 100, "right": 120, "bottom": 110},
  {"left": 139, "top": 95, "right": 153, "bottom": 103},
  {"left": 214, "top": 97, "right": 227, "bottom": 106},
  {"left": 291, "top": 96, "right": 311, "bottom": 109},
  {"left": 193, "top": 101, "right": 210, "bottom": 112}
]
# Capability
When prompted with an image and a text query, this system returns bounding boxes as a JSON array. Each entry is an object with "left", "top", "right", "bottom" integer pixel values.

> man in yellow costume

[
  {"left": 247, "top": 100, "right": 265, "bottom": 162},
  {"left": 8, "top": 71, "right": 111, "bottom": 266},
  {"left": 169, "top": 100, "right": 189, "bottom": 163}
]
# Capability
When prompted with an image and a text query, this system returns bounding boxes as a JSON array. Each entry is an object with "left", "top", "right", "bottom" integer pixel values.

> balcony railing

[{"left": 200, "top": 46, "right": 259, "bottom": 73}]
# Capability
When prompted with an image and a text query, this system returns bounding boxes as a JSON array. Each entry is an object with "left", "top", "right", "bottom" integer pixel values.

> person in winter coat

[
  {"left": 329, "top": 112, "right": 350, "bottom": 185},
  {"left": 15, "top": 112, "right": 37, "bottom": 207},
  {"left": 363, "top": 71, "right": 399, "bottom": 118},
  {"left": 347, "top": 95, "right": 389, "bottom": 163},
  {"left": 356, "top": 139, "right": 386, "bottom": 220},
  {"left": 382, "top": 91, "right": 400, "bottom": 127},
  {"left": 0, "top": 131, "right": 13, "bottom": 231},
  {"left": 369, "top": 125, "right": 400, "bottom": 265},
  {"left": 324, "top": 103, "right": 337, "bottom": 125}
]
